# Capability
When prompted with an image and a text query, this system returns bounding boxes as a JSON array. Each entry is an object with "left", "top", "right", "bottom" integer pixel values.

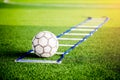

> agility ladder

[{"left": 15, "top": 17, "right": 109, "bottom": 64}]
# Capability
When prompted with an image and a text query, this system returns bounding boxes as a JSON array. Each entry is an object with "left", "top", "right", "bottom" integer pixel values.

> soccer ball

[{"left": 32, "top": 31, "right": 59, "bottom": 57}]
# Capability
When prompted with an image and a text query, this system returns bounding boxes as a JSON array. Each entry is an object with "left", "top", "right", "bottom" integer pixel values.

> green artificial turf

[{"left": 0, "top": 1, "right": 120, "bottom": 80}]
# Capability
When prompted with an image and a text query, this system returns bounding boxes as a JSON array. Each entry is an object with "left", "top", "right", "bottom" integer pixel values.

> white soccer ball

[{"left": 32, "top": 31, "right": 59, "bottom": 57}]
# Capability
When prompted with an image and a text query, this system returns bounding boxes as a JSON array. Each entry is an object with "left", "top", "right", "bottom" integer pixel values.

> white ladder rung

[
  {"left": 65, "top": 33, "right": 89, "bottom": 36},
  {"left": 31, "top": 51, "right": 34, "bottom": 53},
  {"left": 15, "top": 59, "right": 59, "bottom": 63},
  {"left": 55, "top": 52, "right": 63, "bottom": 54},
  {"left": 58, "top": 38, "right": 82, "bottom": 41},
  {"left": 72, "top": 29, "right": 94, "bottom": 31},
  {"left": 59, "top": 44, "right": 74, "bottom": 47},
  {"left": 77, "top": 25, "right": 97, "bottom": 28},
  {"left": 92, "top": 18, "right": 105, "bottom": 20},
  {"left": 90, "top": 20, "right": 105, "bottom": 22}
]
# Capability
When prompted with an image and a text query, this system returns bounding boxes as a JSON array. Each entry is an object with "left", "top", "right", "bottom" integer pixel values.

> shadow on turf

[
  {"left": 0, "top": 51, "right": 41, "bottom": 61},
  {"left": 1, "top": 50, "right": 63, "bottom": 61}
]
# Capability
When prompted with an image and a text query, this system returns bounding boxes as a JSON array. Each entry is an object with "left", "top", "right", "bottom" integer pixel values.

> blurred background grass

[{"left": 8, "top": 0, "right": 120, "bottom": 4}]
